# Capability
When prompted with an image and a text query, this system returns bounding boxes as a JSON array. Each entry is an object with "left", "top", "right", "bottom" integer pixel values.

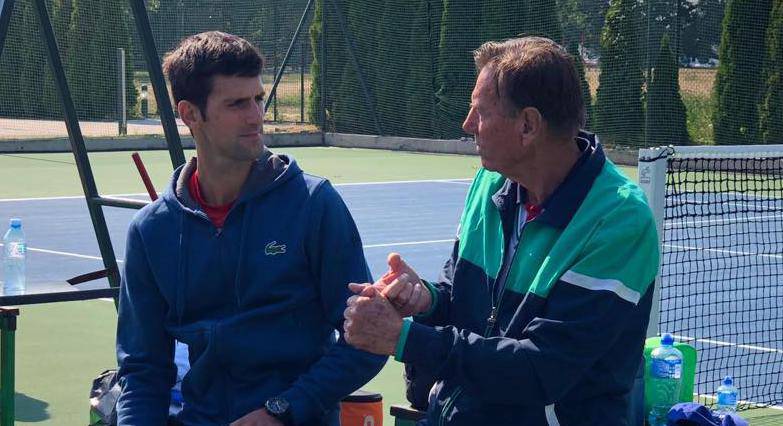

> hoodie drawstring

[
  {"left": 232, "top": 203, "right": 252, "bottom": 309},
  {"left": 176, "top": 211, "right": 189, "bottom": 323}
]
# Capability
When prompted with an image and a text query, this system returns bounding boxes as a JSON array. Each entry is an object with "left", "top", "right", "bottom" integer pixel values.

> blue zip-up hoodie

[{"left": 116, "top": 150, "right": 386, "bottom": 425}]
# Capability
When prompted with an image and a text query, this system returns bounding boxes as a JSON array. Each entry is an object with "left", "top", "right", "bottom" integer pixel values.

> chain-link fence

[
  {"left": 0, "top": 0, "right": 781, "bottom": 147},
  {"left": 0, "top": 0, "right": 314, "bottom": 141}
]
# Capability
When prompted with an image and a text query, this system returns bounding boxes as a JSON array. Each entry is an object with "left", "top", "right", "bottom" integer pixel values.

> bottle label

[
  {"left": 651, "top": 358, "right": 682, "bottom": 379},
  {"left": 6, "top": 242, "right": 25, "bottom": 259},
  {"left": 717, "top": 391, "right": 737, "bottom": 406}
]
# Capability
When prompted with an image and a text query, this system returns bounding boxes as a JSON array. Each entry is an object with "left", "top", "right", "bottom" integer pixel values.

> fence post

[
  {"left": 300, "top": 38, "right": 305, "bottom": 123},
  {"left": 117, "top": 48, "right": 127, "bottom": 136}
]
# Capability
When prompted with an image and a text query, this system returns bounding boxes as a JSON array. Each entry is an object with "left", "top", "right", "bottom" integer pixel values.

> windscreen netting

[
  {"left": 0, "top": 0, "right": 314, "bottom": 140},
  {"left": 2, "top": 1, "right": 780, "bottom": 148}
]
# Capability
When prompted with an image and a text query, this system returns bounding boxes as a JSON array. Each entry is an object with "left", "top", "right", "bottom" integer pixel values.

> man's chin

[{"left": 479, "top": 156, "right": 495, "bottom": 171}]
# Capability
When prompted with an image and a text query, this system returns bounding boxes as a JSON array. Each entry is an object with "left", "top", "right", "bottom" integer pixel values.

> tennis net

[{"left": 639, "top": 144, "right": 783, "bottom": 410}]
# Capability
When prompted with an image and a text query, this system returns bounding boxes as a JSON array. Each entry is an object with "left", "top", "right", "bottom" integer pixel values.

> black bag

[
  {"left": 89, "top": 369, "right": 120, "bottom": 426},
  {"left": 88, "top": 369, "right": 183, "bottom": 426}
]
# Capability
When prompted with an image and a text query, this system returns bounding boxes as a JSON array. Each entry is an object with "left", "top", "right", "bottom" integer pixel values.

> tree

[
  {"left": 567, "top": 40, "right": 593, "bottom": 130},
  {"left": 558, "top": 0, "right": 609, "bottom": 56},
  {"left": 712, "top": 0, "right": 772, "bottom": 145},
  {"left": 759, "top": 0, "right": 783, "bottom": 144},
  {"left": 594, "top": 0, "right": 646, "bottom": 145},
  {"left": 404, "top": 0, "right": 443, "bottom": 138},
  {"left": 680, "top": 0, "right": 726, "bottom": 61},
  {"left": 0, "top": 0, "right": 64, "bottom": 119},
  {"left": 309, "top": 0, "right": 349, "bottom": 129},
  {"left": 435, "top": 0, "right": 480, "bottom": 139},
  {"left": 481, "top": 0, "right": 526, "bottom": 42},
  {"left": 647, "top": 34, "right": 690, "bottom": 145},
  {"left": 65, "top": 0, "right": 137, "bottom": 121},
  {"left": 330, "top": 0, "right": 382, "bottom": 134},
  {"left": 372, "top": 0, "right": 416, "bottom": 136},
  {"left": 527, "top": 0, "right": 563, "bottom": 42}
]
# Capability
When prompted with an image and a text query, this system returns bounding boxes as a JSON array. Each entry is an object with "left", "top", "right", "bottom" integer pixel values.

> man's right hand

[{"left": 348, "top": 253, "right": 432, "bottom": 317}]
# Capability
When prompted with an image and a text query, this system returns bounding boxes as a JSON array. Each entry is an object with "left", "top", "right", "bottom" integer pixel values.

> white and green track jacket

[{"left": 396, "top": 132, "right": 660, "bottom": 425}]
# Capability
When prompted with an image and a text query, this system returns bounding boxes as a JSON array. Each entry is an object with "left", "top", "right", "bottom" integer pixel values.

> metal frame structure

[
  {"left": 0, "top": 1, "right": 185, "bottom": 423},
  {"left": 0, "top": 0, "right": 186, "bottom": 294},
  {"left": 637, "top": 146, "right": 671, "bottom": 338}
]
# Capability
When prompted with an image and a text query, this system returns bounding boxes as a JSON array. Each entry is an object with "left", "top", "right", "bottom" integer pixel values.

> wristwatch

[{"left": 265, "top": 396, "right": 294, "bottom": 425}]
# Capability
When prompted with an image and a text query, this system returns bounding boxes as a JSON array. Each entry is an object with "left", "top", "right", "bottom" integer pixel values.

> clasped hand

[{"left": 343, "top": 253, "right": 431, "bottom": 355}]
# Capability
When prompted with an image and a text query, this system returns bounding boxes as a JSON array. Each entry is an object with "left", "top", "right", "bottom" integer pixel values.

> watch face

[{"left": 266, "top": 397, "right": 290, "bottom": 415}]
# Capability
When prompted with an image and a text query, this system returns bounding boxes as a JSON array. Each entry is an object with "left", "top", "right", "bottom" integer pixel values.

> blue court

[{"left": 0, "top": 178, "right": 471, "bottom": 292}]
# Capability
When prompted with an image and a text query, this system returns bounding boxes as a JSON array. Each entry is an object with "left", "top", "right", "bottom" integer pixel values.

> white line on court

[
  {"left": 363, "top": 239, "right": 455, "bottom": 249},
  {"left": 0, "top": 192, "right": 149, "bottom": 203},
  {"left": 335, "top": 178, "right": 472, "bottom": 187},
  {"left": 0, "top": 242, "right": 123, "bottom": 262},
  {"left": 0, "top": 178, "right": 474, "bottom": 202},
  {"left": 678, "top": 196, "right": 781, "bottom": 211},
  {"left": 666, "top": 214, "right": 783, "bottom": 227},
  {"left": 0, "top": 238, "right": 457, "bottom": 263},
  {"left": 664, "top": 243, "right": 783, "bottom": 260},
  {"left": 672, "top": 334, "right": 783, "bottom": 354}
]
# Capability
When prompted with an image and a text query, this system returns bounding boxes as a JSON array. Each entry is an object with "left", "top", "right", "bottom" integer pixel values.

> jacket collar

[{"left": 491, "top": 131, "right": 605, "bottom": 229}]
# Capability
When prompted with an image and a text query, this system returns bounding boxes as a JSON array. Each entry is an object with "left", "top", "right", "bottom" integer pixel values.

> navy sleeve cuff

[
  {"left": 280, "top": 386, "right": 322, "bottom": 425},
  {"left": 398, "top": 321, "right": 454, "bottom": 377}
]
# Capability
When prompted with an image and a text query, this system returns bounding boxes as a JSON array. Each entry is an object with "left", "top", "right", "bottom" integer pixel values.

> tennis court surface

[{"left": 0, "top": 147, "right": 780, "bottom": 424}]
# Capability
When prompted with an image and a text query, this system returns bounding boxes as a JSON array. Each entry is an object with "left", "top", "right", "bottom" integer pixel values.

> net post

[{"left": 638, "top": 146, "right": 669, "bottom": 337}]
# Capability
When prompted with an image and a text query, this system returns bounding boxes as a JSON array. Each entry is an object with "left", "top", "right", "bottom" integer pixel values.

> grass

[
  {"left": 585, "top": 66, "right": 716, "bottom": 145},
  {"left": 0, "top": 147, "right": 482, "bottom": 199},
  {"left": 682, "top": 92, "right": 715, "bottom": 145}
]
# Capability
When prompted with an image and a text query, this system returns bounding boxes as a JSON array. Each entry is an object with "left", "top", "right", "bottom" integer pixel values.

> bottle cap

[
  {"left": 9, "top": 218, "right": 21, "bottom": 228},
  {"left": 661, "top": 333, "right": 674, "bottom": 346},
  {"left": 723, "top": 376, "right": 733, "bottom": 386}
]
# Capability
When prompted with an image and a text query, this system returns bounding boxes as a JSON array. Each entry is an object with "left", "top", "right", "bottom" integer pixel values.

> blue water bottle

[
  {"left": 648, "top": 333, "right": 683, "bottom": 426},
  {"left": 715, "top": 375, "right": 738, "bottom": 418},
  {"left": 2, "top": 218, "right": 26, "bottom": 295}
]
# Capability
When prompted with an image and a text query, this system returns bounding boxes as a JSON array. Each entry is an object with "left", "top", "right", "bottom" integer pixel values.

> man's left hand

[
  {"left": 229, "top": 409, "right": 284, "bottom": 426},
  {"left": 343, "top": 291, "right": 403, "bottom": 355}
]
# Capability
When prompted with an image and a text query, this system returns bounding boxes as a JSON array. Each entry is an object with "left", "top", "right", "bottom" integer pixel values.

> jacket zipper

[{"left": 438, "top": 206, "right": 525, "bottom": 424}]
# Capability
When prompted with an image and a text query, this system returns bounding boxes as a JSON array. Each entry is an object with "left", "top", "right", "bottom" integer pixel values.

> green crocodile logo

[{"left": 265, "top": 241, "right": 287, "bottom": 256}]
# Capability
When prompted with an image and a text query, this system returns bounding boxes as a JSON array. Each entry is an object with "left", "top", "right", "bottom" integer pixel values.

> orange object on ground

[{"left": 340, "top": 390, "right": 383, "bottom": 426}]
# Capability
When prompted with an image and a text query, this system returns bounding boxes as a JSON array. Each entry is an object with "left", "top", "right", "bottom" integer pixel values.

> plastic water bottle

[
  {"left": 2, "top": 218, "right": 26, "bottom": 295},
  {"left": 715, "top": 375, "right": 738, "bottom": 418},
  {"left": 648, "top": 333, "right": 683, "bottom": 426}
]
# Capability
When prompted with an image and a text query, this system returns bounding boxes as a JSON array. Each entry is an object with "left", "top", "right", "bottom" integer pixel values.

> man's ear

[
  {"left": 177, "top": 100, "right": 203, "bottom": 129},
  {"left": 519, "top": 107, "right": 543, "bottom": 145}
]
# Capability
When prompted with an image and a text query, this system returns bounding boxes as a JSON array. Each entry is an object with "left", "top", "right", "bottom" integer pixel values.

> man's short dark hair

[
  {"left": 473, "top": 37, "right": 585, "bottom": 138},
  {"left": 163, "top": 31, "right": 264, "bottom": 119}
]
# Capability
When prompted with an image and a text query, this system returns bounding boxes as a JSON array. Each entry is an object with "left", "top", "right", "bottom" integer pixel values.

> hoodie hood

[{"left": 162, "top": 148, "right": 301, "bottom": 213}]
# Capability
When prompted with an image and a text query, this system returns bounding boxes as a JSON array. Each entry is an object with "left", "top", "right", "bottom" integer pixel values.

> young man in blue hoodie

[
  {"left": 344, "top": 37, "right": 659, "bottom": 425},
  {"left": 116, "top": 31, "right": 386, "bottom": 426}
]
